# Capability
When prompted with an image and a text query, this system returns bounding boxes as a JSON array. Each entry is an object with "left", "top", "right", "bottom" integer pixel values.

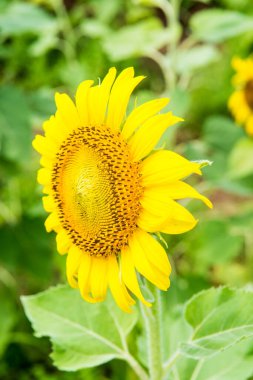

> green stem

[
  {"left": 119, "top": 322, "right": 149, "bottom": 380},
  {"left": 141, "top": 286, "right": 163, "bottom": 380},
  {"left": 162, "top": 350, "right": 180, "bottom": 376},
  {"left": 123, "top": 352, "right": 149, "bottom": 380},
  {"left": 190, "top": 359, "right": 204, "bottom": 380},
  {"left": 146, "top": 50, "right": 173, "bottom": 92},
  {"left": 0, "top": 266, "right": 16, "bottom": 288},
  {"left": 53, "top": 0, "right": 77, "bottom": 63}
]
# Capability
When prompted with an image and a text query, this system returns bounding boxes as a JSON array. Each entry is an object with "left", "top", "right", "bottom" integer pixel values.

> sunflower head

[
  {"left": 228, "top": 56, "right": 253, "bottom": 136},
  {"left": 33, "top": 67, "right": 212, "bottom": 312}
]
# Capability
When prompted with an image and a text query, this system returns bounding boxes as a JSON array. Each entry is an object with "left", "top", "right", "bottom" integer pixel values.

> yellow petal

[
  {"left": 129, "top": 113, "right": 183, "bottom": 161},
  {"left": 37, "top": 168, "right": 51, "bottom": 185},
  {"left": 66, "top": 245, "right": 83, "bottom": 288},
  {"left": 136, "top": 230, "right": 171, "bottom": 276},
  {"left": 121, "top": 247, "right": 151, "bottom": 307},
  {"left": 40, "top": 156, "right": 53, "bottom": 169},
  {"left": 88, "top": 86, "right": 100, "bottom": 125},
  {"left": 55, "top": 92, "right": 80, "bottom": 130},
  {"left": 78, "top": 254, "right": 97, "bottom": 303},
  {"left": 122, "top": 98, "right": 169, "bottom": 140},
  {"left": 137, "top": 208, "right": 168, "bottom": 233},
  {"left": 139, "top": 196, "right": 198, "bottom": 234},
  {"left": 44, "top": 212, "right": 60, "bottom": 233},
  {"left": 42, "top": 185, "right": 51, "bottom": 195},
  {"left": 246, "top": 115, "right": 253, "bottom": 136},
  {"left": 108, "top": 255, "right": 135, "bottom": 313},
  {"left": 228, "top": 91, "right": 250, "bottom": 124},
  {"left": 107, "top": 67, "right": 145, "bottom": 130},
  {"left": 43, "top": 116, "right": 66, "bottom": 144},
  {"left": 56, "top": 229, "right": 71, "bottom": 255},
  {"left": 228, "top": 91, "right": 244, "bottom": 111},
  {"left": 144, "top": 181, "right": 212, "bottom": 209},
  {"left": 128, "top": 230, "right": 170, "bottom": 290},
  {"left": 54, "top": 110, "right": 74, "bottom": 136},
  {"left": 42, "top": 117, "right": 52, "bottom": 133},
  {"left": 161, "top": 211, "right": 198, "bottom": 235},
  {"left": 89, "top": 68, "right": 117, "bottom": 125},
  {"left": 232, "top": 56, "right": 244, "bottom": 71},
  {"left": 75, "top": 80, "right": 94, "bottom": 125},
  {"left": 141, "top": 151, "right": 202, "bottom": 187},
  {"left": 32, "top": 135, "right": 56, "bottom": 157},
  {"left": 231, "top": 57, "right": 253, "bottom": 85},
  {"left": 90, "top": 257, "right": 109, "bottom": 301},
  {"left": 42, "top": 196, "right": 55, "bottom": 212}
]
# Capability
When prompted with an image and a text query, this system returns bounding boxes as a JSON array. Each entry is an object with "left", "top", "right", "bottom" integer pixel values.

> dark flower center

[
  {"left": 51, "top": 125, "right": 143, "bottom": 257},
  {"left": 244, "top": 80, "right": 253, "bottom": 110}
]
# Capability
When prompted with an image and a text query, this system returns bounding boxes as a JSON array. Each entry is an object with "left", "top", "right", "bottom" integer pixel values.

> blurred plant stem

[
  {"left": 52, "top": 0, "right": 77, "bottom": 64},
  {"left": 112, "top": 316, "right": 149, "bottom": 380},
  {"left": 0, "top": 178, "right": 22, "bottom": 224},
  {"left": 190, "top": 359, "right": 204, "bottom": 380},
  {"left": 147, "top": 0, "right": 182, "bottom": 92},
  {"left": 162, "top": 350, "right": 181, "bottom": 377},
  {"left": 141, "top": 285, "right": 163, "bottom": 380},
  {"left": 123, "top": 351, "right": 149, "bottom": 380},
  {"left": 0, "top": 266, "right": 16, "bottom": 289}
]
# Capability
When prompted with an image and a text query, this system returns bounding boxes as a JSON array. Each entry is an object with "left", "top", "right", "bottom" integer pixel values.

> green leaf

[
  {"left": 175, "top": 45, "right": 220, "bottom": 74},
  {"left": 27, "top": 88, "right": 55, "bottom": 126},
  {"left": 0, "top": 3, "right": 56, "bottom": 37},
  {"left": 91, "top": 0, "right": 122, "bottom": 23},
  {"left": 0, "top": 86, "right": 32, "bottom": 163},
  {"left": 0, "top": 217, "right": 53, "bottom": 283},
  {"left": 221, "top": 176, "right": 253, "bottom": 196},
  {"left": 228, "top": 137, "right": 253, "bottom": 179},
  {"left": 175, "top": 339, "right": 253, "bottom": 380},
  {"left": 102, "top": 19, "right": 171, "bottom": 61},
  {"left": 79, "top": 20, "right": 109, "bottom": 38},
  {"left": 190, "top": 9, "right": 253, "bottom": 43},
  {"left": 196, "top": 340, "right": 253, "bottom": 380},
  {"left": 185, "top": 220, "right": 244, "bottom": 275},
  {"left": 203, "top": 115, "right": 244, "bottom": 153},
  {"left": 166, "top": 87, "right": 190, "bottom": 117},
  {"left": 220, "top": 0, "right": 253, "bottom": 12},
  {"left": 29, "top": 33, "right": 59, "bottom": 56},
  {"left": 161, "top": 292, "right": 196, "bottom": 380},
  {"left": 181, "top": 287, "right": 253, "bottom": 358},
  {"left": 0, "top": 287, "right": 17, "bottom": 356},
  {"left": 162, "top": 287, "right": 253, "bottom": 380},
  {"left": 21, "top": 285, "right": 138, "bottom": 371}
]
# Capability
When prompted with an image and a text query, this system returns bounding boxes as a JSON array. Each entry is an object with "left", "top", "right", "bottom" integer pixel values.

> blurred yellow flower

[
  {"left": 228, "top": 56, "right": 253, "bottom": 136},
  {"left": 33, "top": 67, "right": 212, "bottom": 312}
]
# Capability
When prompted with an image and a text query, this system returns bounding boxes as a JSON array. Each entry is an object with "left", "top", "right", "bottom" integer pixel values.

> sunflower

[
  {"left": 228, "top": 56, "right": 253, "bottom": 136},
  {"left": 33, "top": 67, "right": 211, "bottom": 312}
]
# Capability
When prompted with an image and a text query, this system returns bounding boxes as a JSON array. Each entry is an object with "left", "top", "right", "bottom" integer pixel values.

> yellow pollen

[
  {"left": 244, "top": 79, "right": 253, "bottom": 110},
  {"left": 51, "top": 125, "right": 143, "bottom": 257}
]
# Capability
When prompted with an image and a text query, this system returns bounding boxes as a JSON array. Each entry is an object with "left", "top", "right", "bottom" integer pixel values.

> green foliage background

[{"left": 1, "top": 0, "right": 253, "bottom": 379}]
